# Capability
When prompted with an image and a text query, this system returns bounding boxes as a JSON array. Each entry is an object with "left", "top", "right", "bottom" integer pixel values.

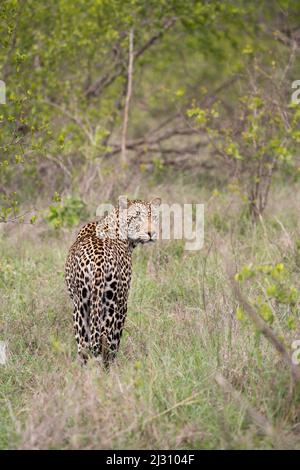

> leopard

[{"left": 65, "top": 196, "right": 161, "bottom": 368}]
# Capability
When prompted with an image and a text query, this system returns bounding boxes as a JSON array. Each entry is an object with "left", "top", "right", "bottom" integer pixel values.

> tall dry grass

[{"left": 1, "top": 180, "right": 300, "bottom": 449}]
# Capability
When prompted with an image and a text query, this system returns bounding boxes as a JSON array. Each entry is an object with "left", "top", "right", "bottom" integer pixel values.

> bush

[{"left": 45, "top": 196, "right": 87, "bottom": 229}]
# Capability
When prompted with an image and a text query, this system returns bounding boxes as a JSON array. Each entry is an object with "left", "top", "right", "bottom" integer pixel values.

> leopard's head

[{"left": 119, "top": 197, "right": 161, "bottom": 245}]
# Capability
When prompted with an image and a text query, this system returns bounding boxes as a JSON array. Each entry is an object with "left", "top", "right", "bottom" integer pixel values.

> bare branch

[
  {"left": 121, "top": 29, "right": 134, "bottom": 165},
  {"left": 134, "top": 17, "right": 176, "bottom": 60},
  {"left": 108, "top": 127, "right": 205, "bottom": 156},
  {"left": 85, "top": 17, "right": 177, "bottom": 99},
  {"left": 43, "top": 154, "right": 72, "bottom": 180},
  {"left": 43, "top": 99, "right": 94, "bottom": 145},
  {"left": 215, "top": 372, "right": 275, "bottom": 437},
  {"left": 230, "top": 276, "right": 300, "bottom": 383},
  {"left": 0, "top": 209, "right": 36, "bottom": 224}
]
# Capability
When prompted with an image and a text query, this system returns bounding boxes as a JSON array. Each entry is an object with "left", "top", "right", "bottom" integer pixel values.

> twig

[
  {"left": 0, "top": 209, "right": 36, "bottom": 224},
  {"left": 141, "top": 392, "right": 199, "bottom": 429},
  {"left": 44, "top": 154, "right": 72, "bottom": 179},
  {"left": 273, "top": 216, "right": 293, "bottom": 248},
  {"left": 108, "top": 130, "right": 208, "bottom": 156},
  {"left": 43, "top": 99, "right": 94, "bottom": 145},
  {"left": 85, "top": 18, "right": 176, "bottom": 99},
  {"left": 215, "top": 372, "right": 275, "bottom": 436},
  {"left": 230, "top": 276, "right": 300, "bottom": 383},
  {"left": 134, "top": 17, "right": 176, "bottom": 60},
  {"left": 121, "top": 29, "right": 134, "bottom": 165},
  {"left": 2, "top": 0, "right": 26, "bottom": 80},
  {"left": 201, "top": 239, "right": 214, "bottom": 313}
]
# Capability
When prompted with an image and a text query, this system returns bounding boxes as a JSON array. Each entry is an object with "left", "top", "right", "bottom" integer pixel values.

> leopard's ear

[
  {"left": 118, "top": 195, "right": 128, "bottom": 210},
  {"left": 150, "top": 197, "right": 161, "bottom": 207}
]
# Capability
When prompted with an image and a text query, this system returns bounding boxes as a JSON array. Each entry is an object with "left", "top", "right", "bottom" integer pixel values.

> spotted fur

[{"left": 65, "top": 197, "right": 161, "bottom": 367}]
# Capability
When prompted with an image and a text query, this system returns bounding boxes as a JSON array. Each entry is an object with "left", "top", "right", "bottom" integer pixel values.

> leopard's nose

[{"left": 148, "top": 231, "right": 156, "bottom": 240}]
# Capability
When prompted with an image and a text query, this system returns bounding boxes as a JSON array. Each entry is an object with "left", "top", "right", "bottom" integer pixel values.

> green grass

[{"left": 1, "top": 184, "right": 300, "bottom": 449}]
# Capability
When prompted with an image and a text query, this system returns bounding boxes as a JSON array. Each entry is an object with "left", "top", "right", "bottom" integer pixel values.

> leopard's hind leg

[{"left": 73, "top": 290, "right": 91, "bottom": 365}]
